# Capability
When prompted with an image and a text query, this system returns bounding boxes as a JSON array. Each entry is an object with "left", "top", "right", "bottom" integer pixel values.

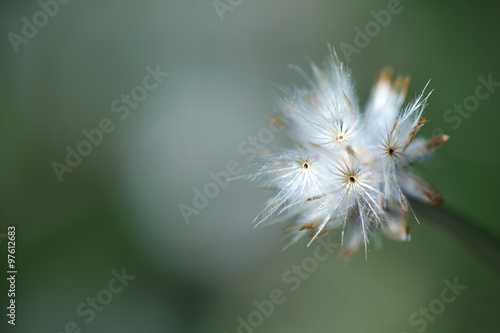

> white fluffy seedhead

[{"left": 247, "top": 47, "right": 448, "bottom": 259}]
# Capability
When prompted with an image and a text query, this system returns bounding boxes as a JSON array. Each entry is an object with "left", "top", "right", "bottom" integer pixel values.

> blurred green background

[{"left": 1, "top": 0, "right": 500, "bottom": 332}]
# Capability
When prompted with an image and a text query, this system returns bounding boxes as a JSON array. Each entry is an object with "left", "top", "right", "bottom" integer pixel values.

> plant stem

[{"left": 411, "top": 201, "right": 500, "bottom": 275}]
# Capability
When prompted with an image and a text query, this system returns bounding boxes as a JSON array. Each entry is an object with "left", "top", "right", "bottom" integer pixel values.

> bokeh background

[{"left": 1, "top": 0, "right": 500, "bottom": 332}]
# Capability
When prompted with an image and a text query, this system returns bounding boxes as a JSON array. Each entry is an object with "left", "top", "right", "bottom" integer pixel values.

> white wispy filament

[{"left": 246, "top": 47, "right": 449, "bottom": 259}]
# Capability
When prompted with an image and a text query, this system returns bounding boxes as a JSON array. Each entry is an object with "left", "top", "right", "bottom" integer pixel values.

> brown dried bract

[
  {"left": 424, "top": 134, "right": 450, "bottom": 152},
  {"left": 400, "top": 193, "right": 409, "bottom": 213},
  {"left": 299, "top": 222, "right": 320, "bottom": 230},
  {"left": 403, "top": 117, "right": 426, "bottom": 151},
  {"left": 411, "top": 174, "right": 444, "bottom": 206},
  {"left": 269, "top": 114, "right": 287, "bottom": 131}
]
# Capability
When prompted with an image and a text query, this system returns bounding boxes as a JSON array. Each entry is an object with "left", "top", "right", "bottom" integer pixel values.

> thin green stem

[{"left": 412, "top": 200, "right": 500, "bottom": 275}]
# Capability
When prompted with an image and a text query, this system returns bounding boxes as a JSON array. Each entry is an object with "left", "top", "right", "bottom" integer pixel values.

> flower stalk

[{"left": 412, "top": 201, "right": 500, "bottom": 275}]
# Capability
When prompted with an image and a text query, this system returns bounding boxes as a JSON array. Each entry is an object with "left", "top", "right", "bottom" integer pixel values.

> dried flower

[{"left": 248, "top": 46, "right": 448, "bottom": 259}]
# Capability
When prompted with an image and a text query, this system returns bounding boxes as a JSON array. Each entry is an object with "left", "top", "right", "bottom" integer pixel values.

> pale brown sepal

[
  {"left": 424, "top": 134, "right": 449, "bottom": 152},
  {"left": 403, "top": 117, "right": 426, "bottom": 151},
  {"left": 405, "top": 174, "right": 444, "bottom": 206}
]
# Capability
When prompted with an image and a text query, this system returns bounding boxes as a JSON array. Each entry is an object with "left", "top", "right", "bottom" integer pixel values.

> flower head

[{"left": 248, "top": 46, "right": 449, "bottom": 259}]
